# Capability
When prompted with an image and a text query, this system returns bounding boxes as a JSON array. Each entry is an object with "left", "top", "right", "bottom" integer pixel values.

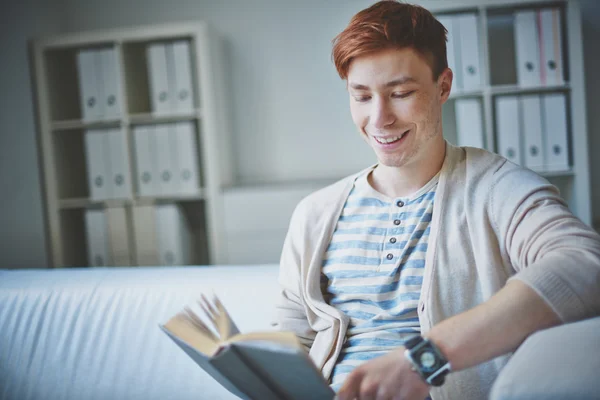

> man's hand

[{"left": 336, "top": 347, "right": 430, "bottom": 400}]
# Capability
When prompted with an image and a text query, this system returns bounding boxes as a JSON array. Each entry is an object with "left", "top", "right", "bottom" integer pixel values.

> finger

[
  {"left": 337, "top": 370, "right": 363, "bottom": 400},
  {"left": 358, "top": 377, "right": 379, "bottom": 400}
]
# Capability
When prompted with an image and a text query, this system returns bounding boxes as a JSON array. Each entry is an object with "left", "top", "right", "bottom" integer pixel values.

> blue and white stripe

[{"left": 322, "top": 171, "right": 438, "bottom": 392}]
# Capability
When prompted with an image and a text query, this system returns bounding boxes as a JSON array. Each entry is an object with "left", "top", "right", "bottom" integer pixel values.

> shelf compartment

[
  {"left": 58, "top": 208, "right": 89, "bottom": 267},
  {"left": 131, "top": 200, "right": 210, "bottom": 266},
  {"left": 122, "top": 37, "right": 199, "bottom": 116},
  {"left": 52, "top": 129, "right": 90, "bottom": 200},
  {"left": 487, "top": 4, "right": 569, "bottom": 87}
]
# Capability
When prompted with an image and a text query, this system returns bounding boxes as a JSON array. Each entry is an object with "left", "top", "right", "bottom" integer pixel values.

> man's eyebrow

[{"left": 348, "top": 77, "right": 417, "bottom": 90}]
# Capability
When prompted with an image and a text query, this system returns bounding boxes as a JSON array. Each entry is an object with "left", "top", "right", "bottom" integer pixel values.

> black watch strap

[{"left": 405, "top": 335, "right": 424, "bottom": 349}]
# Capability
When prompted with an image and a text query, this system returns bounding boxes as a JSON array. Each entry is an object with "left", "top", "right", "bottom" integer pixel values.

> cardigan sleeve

[
  {"left": 490, "top": 163, "right": 600, "bottom": 323},
  {"left": 273, "top": 203, "right": 316, "bottom": 353}
]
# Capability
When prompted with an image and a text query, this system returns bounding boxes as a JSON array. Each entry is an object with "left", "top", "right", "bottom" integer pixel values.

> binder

[
  {"left": 540, "top": 8, "right": 564, "bottom": 86},
  {"left": 155, "top": 204, "right": 192, "bottom": 265},
  {"left": 436, "top": 15, "right": 461, "bottom": 92},
  {"left": 454, "top": 98, "right": 484, "bottom": 148},
  {"left": 456, "top": 13, "right": 481, "bottom": 91},
  {"left": 514, "top": 10, "right": 541, "bottom": 87},
  {"left": 171, "top": 40, "right": 195, "bottom": 113},
  {"left": 147, "top": 43, "right": 172, "bottom": 114},
  {"left": 542, "top": 93, "right": 569, "bottom": 171},
  {"left": 520, "top": 95, "right": 545, "bottom": 171},
  {"left": 153, "top": 124, "right": 177, "bottom": 196},
  {"left": 173, "top": 121, "right": 200, "bottom": 195},
  {"left": 105, "top": 206, "right": 132, "bottom": 266},
  {"left": 84, "top": 209, "right": 110, "bottom": 266},
  {"left": 100, "top": 47, "right": 123, "bottom": 120},
  {"left": 106, "top": 128, "right": 132, "bottom": 199},
  {"left": 495, "top": 96, "right": 522, "bottom": 165},
  {"left": 84, "top": 129, "right": 110, "bottom": 200},
  {"left": 77, "top": 49, "right": 103, "bottom": 121},
  {"left": 131, "top": 205, "right": 160, "bottom": 266},
  {"left": 133, "top": 125, "right": 158, "bottom": 197}
]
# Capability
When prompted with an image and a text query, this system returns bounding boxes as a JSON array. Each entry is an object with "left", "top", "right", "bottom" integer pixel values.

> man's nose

[{"left": 371, "top": 98, "right": 395, "bottom": 129}]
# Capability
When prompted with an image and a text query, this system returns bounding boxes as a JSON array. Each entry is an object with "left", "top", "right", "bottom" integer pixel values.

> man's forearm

[{"left": 425, "top": 280, "right": 562, "bottom": 371}]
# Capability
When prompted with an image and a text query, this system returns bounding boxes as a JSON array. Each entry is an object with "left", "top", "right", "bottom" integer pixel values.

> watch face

[
  {"left": 413, "top": 346, "right": 445, "bottom": 375},
  {"left": 420, "top": 351, "right": 436, "bottom": 369}
]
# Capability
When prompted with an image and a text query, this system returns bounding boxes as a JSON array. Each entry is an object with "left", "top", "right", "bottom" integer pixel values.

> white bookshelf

[
  {"left": 433, "top": 0, "right": 591, "bottom": 225},
  {"left": 31, "top": 22, "right": 232, "bottom": 267}
]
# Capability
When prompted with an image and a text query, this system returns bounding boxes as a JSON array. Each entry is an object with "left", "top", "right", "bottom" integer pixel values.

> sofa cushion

[
  {"left": 0, "top": 265, "right": 280, "bottom": 400},
  {"left": 490, "top": 316, "right": 600, "bottom": 400}
]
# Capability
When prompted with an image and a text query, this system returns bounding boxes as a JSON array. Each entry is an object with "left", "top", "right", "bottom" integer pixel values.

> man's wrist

[{"left": 403, "top": 336, "right": 452, "bottom": 386}]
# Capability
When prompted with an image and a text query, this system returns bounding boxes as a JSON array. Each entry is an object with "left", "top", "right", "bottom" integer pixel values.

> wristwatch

[{"left": 404, "top": 336, "right": 452, "bottom": 386}]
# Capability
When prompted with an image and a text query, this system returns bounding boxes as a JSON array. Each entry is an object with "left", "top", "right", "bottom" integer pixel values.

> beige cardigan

[{"left": 275, "top": 142, "right": 600, "bottom": 400}]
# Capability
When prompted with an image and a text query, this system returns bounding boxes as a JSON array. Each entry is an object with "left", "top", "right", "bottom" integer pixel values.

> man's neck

[{"left": 368, "top": 140, "right": 446, "bottom": 199}]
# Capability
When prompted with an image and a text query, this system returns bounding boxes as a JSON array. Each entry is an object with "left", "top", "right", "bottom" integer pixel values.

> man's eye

[
  {"left": 353, "top": 95, "right": 371, "bottom": 102},
  {"left": 392, "top": 91, "right": 415, "bottom": 98}
]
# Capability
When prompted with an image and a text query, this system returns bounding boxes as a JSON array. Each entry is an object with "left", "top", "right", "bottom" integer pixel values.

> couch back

[{"left": 0, "top": 265, "right": 280, "bottom": 400}]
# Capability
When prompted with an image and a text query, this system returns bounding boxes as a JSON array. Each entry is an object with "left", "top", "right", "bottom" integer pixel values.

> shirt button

[
  {"left": 393, "top": 219, "right": 401, "bottom": 225},
  {"left": 390, "top": 237, "right": 397, "bottom": 243},
  {"left": 396, "top": 200, "right": 405, "bottom": 207},
  {"left": 386, "top": 253, "right": 393, "bottom": 260},
  {"left": 420, "top": 303, "right": 425, "bottom": 312}
]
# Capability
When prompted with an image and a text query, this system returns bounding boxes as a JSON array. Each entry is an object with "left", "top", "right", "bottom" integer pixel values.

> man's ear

[{"left": 438, "top": 68, "right": 453, "bottom": 103}]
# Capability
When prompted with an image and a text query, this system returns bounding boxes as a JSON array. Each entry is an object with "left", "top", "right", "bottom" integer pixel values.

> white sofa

[
  {"left": 1, "top": 265, "right": 599, "bottom": 400},
  {"left": 0, "top": 265, "right": 281, "bottom": 400}
]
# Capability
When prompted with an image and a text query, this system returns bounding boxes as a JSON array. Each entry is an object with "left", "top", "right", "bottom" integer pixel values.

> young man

[{"left": 275, "top": 1, "right": 600, "bottom": 399}]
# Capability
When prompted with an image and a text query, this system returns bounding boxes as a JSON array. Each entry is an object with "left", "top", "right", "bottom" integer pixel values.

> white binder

[
  {"left": 131, "top": 205, "right": 160, "bottom": 266},
  {"left": 155, "top": 204, "right": 191, "bottom": 265},
  {"left": 495, "top": 96, "right": 522, "bottom": 165},
  {"left": 84, "top": 129, "right": 110, "bottom": 200},
  {"left": 437, "top": 15, "right": 461, "bottom": 92},
  {"left": 106, "top": 128, "right": 131, "bottom": 199},
  {"left": 100, "top": 47, "right": 123, "bottom": 120},
  {"left": 173, "top": 121, "right": 200, "bottom": 195},
  {"left": 540, "top": 8, "right": 564, "bottom": 86},
  {"left": 454, "top": 98, "right": 484, "bottom": 148},
  {"left": 106, "top": 206, "right": 132, "bottom": 266},
  {"left": 520, "top": 95, "right": 545, "bottom": 171},
  {"left": 147, "top": 43, "right": 172, "bottom": 114},
  {"left": 153, "top": 124, "right": 176, "bottom": 196},
  {"left": 84, "top": 209, "right": 109, "bottom": 266},
  {"left": 171, "top": 40, "right": 195, "bottom": 113},
  {"left": 514, "top": 10, "right": 541, "bottom": 87},
  {"left": 542, "top": 93, "right": 569, "bottom": 171},
  {"left": 77, "top": 49, "right": 103, "bottom": 121},
  {"left": 133, "top": 125, "right": 158, "bottom": 197},
  {"left": 456, "top": 13, "right": 481, "bottom": 91}
]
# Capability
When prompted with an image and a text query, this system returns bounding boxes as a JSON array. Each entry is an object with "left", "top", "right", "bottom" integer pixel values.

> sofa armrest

[{"left": 490, "top": 316, "right": 600, "bottom": 400}]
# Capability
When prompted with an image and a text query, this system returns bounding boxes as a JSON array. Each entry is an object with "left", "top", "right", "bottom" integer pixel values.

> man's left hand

[{"left": 336, "top": 347, "right": 430, "bottom": 400}]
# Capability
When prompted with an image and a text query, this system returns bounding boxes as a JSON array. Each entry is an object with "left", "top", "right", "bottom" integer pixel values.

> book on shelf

[{"left": 160, "top": 294, "right": 335, "bottom": 400}]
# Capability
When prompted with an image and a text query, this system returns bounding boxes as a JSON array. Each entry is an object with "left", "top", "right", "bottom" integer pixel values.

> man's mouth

[{"left": 373, "top": 130, "right": 409, "bottom": 145}]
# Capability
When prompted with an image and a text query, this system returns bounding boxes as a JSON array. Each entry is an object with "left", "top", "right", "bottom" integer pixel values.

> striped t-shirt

[{"left": 321, "top": 170, "right": 439, "bottom": 391}]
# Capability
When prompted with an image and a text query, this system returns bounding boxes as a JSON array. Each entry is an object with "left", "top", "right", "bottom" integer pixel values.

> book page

[
  {"left": 226, "top": 331, "right": 303, "bottom": 350},
  {"left": 162, "top": 314, "right": 220, "bottom": 356}
]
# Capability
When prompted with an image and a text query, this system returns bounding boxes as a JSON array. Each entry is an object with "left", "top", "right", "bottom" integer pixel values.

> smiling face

[{"left": 347, "top": 47, "right": 452, "bottom": 169}]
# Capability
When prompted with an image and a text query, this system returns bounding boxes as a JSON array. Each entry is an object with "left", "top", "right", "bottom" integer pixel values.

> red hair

[{"left": 332, "top": 0, "right": 448, "bottom": 80}]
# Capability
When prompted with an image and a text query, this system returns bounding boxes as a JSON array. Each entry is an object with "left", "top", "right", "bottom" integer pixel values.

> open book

[{"left": 160, "top": 294, "right": 335, "bottom": 400}]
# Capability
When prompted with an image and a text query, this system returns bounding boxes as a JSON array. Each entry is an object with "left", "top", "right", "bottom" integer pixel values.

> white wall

[
  {"left": 1, "top": 0, "right": 599, "bottom": 267},
  {"left": 581, "top": 0, "right": 600, "bottom": 229},
  {"left": 0, "top": 1, "right": 65, "bottom": 268}
]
